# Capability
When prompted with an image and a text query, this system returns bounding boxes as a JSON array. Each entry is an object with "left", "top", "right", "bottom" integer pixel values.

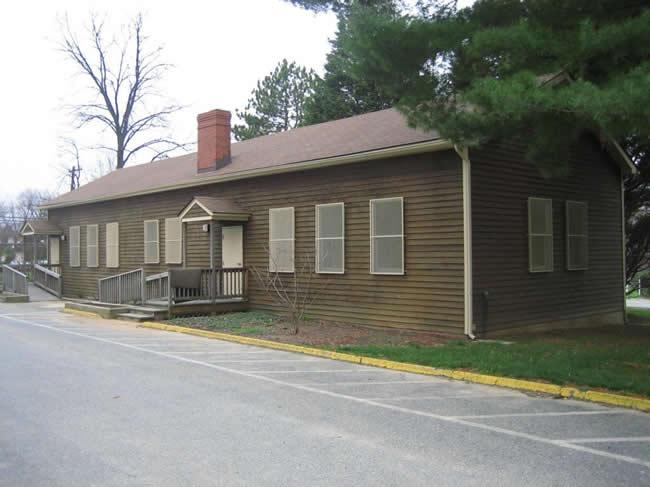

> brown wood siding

[
  {"left": 471, "top": 135, "right": 624, "bottom": 333},
  {"left": 48, "top": 151, "right": 465, "bottom": 334}
]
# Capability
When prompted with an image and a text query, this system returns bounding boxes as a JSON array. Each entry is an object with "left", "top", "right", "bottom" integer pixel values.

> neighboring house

[{"left": 28, "top": 108, "right": 635, "bottom": 337}]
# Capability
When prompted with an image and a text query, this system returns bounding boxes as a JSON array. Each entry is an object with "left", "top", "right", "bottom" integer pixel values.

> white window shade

[
  {"left": 86, "top": 224, "right": 99, "bottom": 268},
  {"left": 144, "top": 220, "right": 159, "bottom": 264},
  {"left": 316, "top": 203, "right": 344, "bottom": 274},
  {"left": 370, "top": 197, "right": 404, "bottom": 275},
  {"left": 69, "top": 226, "right": 80, "bottom": 267},
  {"left": 528, "top": 197, "right": 553, "bottom": 272},
  {"left": 566, "top": 201, "right": 588, "bottom": 270},
  {"left": 106, "top": 222, "right": 119, "bottom": 268},
  {"left": 165, "top": 217, "right": 183, "bottom": 264},
  {"left": 269, "top": 207, "right": 294, "bottom": 272}
]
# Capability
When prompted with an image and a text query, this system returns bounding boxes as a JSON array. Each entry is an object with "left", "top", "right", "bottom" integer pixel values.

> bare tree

[
  {"left": 59, "top": 13, "right": 191, "bottom": 170},
  {"left": 250, "top": 251, "right": 326, "bottom": 334}
]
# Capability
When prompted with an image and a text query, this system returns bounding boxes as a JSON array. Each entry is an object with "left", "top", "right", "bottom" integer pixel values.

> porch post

[
  {"left": 210, "top": 221, "right": 216, "bottom": 303},
  {"left": 32, "top": 235, "right": 37, "bottom": 275}
]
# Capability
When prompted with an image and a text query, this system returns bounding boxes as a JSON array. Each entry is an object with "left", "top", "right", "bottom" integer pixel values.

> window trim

[
  {"left": 528, "top": 197, "right": 554, "bottom": 273},
  {"left": 86, "top": 224, "right": 99, "bottom": 268},
  {"left": 315, "top": 202, "right": 345, "bottom": 274},
  {"left": 370, "top": 197, "right": 405, "bottom": 276},
  {"left": 106, "top": 222, "right": 119, "bottom": 268},
  {"left": 566, "top": 200, "right": 589, "bottom": 271},
  {"left": 268, "top": 207, "right": 295, "bottom": 273},
  {"left": 144, "top": 219, "right": 160, "bottom": 264},
  {"left": 69, "top": 226, "right": 80, "bottom": 267}
]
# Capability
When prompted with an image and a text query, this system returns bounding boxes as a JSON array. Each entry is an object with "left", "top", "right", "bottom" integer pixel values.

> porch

[{"left": 20, "top": 220, "right": 63, "bottom": 298}]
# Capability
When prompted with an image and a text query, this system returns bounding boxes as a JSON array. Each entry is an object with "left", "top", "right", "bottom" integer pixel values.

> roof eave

[{"left": 40, "top": 139, "right": 453, "bottom": 211}]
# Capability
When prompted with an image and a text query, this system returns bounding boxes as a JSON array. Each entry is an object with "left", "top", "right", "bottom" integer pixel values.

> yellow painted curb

[
  {"left": 135, "top": 321, "right": 650, "bottom": 412},
  {"left": 62, "top": 308, "right": 103, "bottom": 319}
]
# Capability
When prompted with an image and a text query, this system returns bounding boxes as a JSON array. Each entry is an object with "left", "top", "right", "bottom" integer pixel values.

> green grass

[
  {"left": 628, "top": 308, "right": 650, "bottom": 320},
  {"left": 167, "top": 311, "right": 278, "bottom": 332},
  {"left": 337, "top": 330, "right": 650, "bottom": 397}
]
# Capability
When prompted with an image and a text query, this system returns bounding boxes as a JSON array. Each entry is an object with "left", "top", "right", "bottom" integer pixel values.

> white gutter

[
  {"left": 41, "top": 139, "right": 454, "bottom": 211},
  {"left": 455, "top": 145, "right": 476, "bottom": 339}
]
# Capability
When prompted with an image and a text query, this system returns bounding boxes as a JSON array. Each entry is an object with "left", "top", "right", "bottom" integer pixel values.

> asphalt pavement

[{"left": 1, "top": 301, "right": 648, "bottom": 486}]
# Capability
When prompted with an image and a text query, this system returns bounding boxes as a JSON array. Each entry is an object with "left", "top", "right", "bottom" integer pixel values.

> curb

[
  {"left": 62, "top": 308, "right": 103, "bottom": 319},
  {"left": 139, "top": 321, "right": 650, "bottom": 413}
]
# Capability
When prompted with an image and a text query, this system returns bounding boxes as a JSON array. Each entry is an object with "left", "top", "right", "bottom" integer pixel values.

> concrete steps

[{"left": 117, "top": 312, "right": 155, "bottom": 323}]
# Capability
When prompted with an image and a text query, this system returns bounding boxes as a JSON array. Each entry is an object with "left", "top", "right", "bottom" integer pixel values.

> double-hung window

[
  {"left": 106, "top": 222, "right": 119, "bottom": 268},
  {"left": 86, "top": 224, "right": 99, "bottom": 268},
  {"left": 144, "top": 220, "right": 160, "bottom": 264},
  {"left": 69, "top": 226, "right": 80, "bottom": 267},
  {"left": 316, "top": 203, "right": 344, "bottom": 274},
  {"left": 370, "top": 197, "right": 404, "bottom": 275},
  {"left": 269, "top": 207, "right": 294, "bottom": 272},
  {"left": 528, "top": 197, "right": 553, "bottom": 272},
  {"left": 566, "top": 201, "right": 588, "bottom": 270}
]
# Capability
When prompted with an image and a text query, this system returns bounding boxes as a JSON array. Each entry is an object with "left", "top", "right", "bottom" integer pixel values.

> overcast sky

[{"left": 0, "top": 0, "right": 337, "bottom": 199}]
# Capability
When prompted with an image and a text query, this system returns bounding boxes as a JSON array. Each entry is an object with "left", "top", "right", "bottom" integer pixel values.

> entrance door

[{"left": 222, "top": 226, "right": 244, "bottom": 295}]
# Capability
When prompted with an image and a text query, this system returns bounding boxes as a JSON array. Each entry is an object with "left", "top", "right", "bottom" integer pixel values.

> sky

[{"left": 0, "top": 0, "right": 338, "bottom": 199}]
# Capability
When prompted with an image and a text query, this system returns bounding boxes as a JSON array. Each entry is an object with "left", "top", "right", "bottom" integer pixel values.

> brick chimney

[{"left": 197, "top": 109, "right": 231, "bottom": 173}]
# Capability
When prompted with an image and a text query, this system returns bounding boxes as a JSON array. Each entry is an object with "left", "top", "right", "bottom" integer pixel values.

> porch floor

[{"left": 28, "top": 283, "right": 60, "bottom": 302}]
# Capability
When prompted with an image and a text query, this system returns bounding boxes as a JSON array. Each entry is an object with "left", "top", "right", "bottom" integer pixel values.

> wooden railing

[
  {"left": 33, "top": 264, "right": 61, "bottom": 297},
  {"left": 145, "top": 272, "right": 169, "bottom": 301},
  {"left": 168, "top": 267, "right": 248, "bottom": 304},
  {"left": 2, "top": 265, "right": 28, "bottom": 295},
  {"left": 98, "top": 268, "right": 144, "bottom": 304}
]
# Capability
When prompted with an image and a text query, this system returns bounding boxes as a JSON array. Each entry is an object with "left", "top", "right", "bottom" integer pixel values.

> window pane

[
  {"left": 270, "top": 208, "right": 293, "bottom": 240},
  {"left": 567, "top": 203, "right": 587, "bottom": 235},
  {"left": 530, "top": 235, "right": 553, "bottom": 271},
  {"left": 372, "top": 236, "right": 403, "bottom": 274},
  {"left": 530, "top": 199, "right": 551, "bottom": 235},
  {"left": 145, "top": 242, "right": 158, "bottom": 263},
  {"left": 270, "top": 240, "right": 294, "bottom": 272},
  {"left": 318, "top": 204, "right": 343, "bottom": 238},
  {"left": 569, "top": 235, "right": 588, "bottom": 269},
  {"left": 372, "top": 199, "right": 402, "bottom": 236},
  {"left": 318, "top": 238, "right": 343, "bottom": 273}
]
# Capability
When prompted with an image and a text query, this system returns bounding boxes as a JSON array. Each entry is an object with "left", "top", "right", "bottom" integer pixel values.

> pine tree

[{"left": 232, "top": 60, "right": 316, "bottom": 141}]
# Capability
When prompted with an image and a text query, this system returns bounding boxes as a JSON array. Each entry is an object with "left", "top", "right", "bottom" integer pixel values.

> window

[
  {"left": 144, "top": 220, "right": 159, "bottom": 264},
  {"left": 528, "top": 197, "right": 553, "bottom": 272},
  {"left": 86, "top": 224, "right": 99, "bottom": 268},
  {"left": 106, "top": 222, "right": 119, "bottom": 268},
  {"left": 566, "top": 201, "right": 588, "bottom": 270},
  {"left": 316, "top": 203, "right": 344, "bottom": 274},
  {"left": 165, "top": 217, "right": 183, "bottom": 264},
  {"left": 370, "top": 197, "right": 404, "bottom": 275},
  {"left": 69, "top": 226, "right": 80, "bottom": 267},
  {"left": 269, "top": 207, "right": 294, "bottom": 272}
]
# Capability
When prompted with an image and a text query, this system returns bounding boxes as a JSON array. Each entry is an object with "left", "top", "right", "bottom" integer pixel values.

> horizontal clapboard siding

[
  {"left": 48, "top": 151, "right": 465, "bottom": 334},
  {"left": 471, "top": 134, "right": 624, "bottom": 333}
]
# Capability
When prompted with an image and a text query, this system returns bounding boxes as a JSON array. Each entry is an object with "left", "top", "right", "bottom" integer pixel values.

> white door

[
  {"left": 50, "top": 237, "right": 60, "bottom": 265},
  {"left": 222, "top": 226, "right": 243, "bottom": 295}
]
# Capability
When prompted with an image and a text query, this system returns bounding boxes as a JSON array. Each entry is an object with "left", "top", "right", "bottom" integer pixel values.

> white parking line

[
  {"left": 247, "top": 369, "right": 377, "bottom": 374},
  {"left": 163, "top": 350, "right": 280, "bottom": 355},
  {"left": 558, "top": 436, "right": 650, "bottom": 444},
  {"left": 199, "top": 359, "right": 321, "bottom": 363},
  {"left": 304, "top": 380, "right": 451, "bottom": 386},
  {"left": 367, "top": 393, "right": 520, "bottom": 401},
  {"left": 2, "top": 314, "right": 649, "bottom": 470},
  {"left": 451, "top": 410, "right": 627, "bottom": 419}
]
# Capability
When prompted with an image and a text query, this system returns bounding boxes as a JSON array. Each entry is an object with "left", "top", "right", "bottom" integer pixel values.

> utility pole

[{"left": 67, "top": 164, "right": 82, "bottom": 191}]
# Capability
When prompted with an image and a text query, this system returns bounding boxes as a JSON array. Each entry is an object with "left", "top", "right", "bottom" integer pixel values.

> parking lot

[{"left": 1, "top": 301, "right": 648, "bottom": 486}]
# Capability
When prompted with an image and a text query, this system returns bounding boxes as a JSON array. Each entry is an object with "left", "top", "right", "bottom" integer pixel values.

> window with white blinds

[
  {"left": 144, "top": 220, "right": 159, "bottom": 264},
  {"left": 566, "top": 201, "right": 588, "bottom": 270},
  {"left": 370, "top": 197, "right": 404, "bottom": 275},
  {"left": 269, "top": 207, "right": 294, "bottom": 272},
  {"left": 86, "top": 224, "right": 99, "bottom": 268},
  {"left": 528, "top": 197, "right": 553, "bottom": 272},
  {"left": 69, "top": 226, "right": 80, "bottom": 267},
  {"left": 316, "top": 203, "right": 344, "bottom": 274},
  {"left": 106, "top": 222, "right": 119, "bottom": 268},
  {"left": 165, "top": 217, "right": 183, "bottom": 264}
]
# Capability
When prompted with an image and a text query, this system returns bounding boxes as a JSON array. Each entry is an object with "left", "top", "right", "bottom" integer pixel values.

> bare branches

[
  {"left": 251, "top": 250, "right": 327, "bottom": 334},
  {"left": 59, "top": 12, "right": 190, "bottom": 170}
]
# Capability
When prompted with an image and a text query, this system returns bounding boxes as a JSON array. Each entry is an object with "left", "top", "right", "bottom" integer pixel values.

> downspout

[
  {"left": 621, "top": 170, "right": 627, "bottom": 323},
  {"left": 455, "top": 145, "right": 476, "bottom": 339}
]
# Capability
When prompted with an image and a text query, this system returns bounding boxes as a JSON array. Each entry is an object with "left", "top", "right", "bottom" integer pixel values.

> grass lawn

[
  {"left": 337, "top": 325, "right": 650, "bottom": 397},
  {"left": 167, "top": 311, "right": 279, "bottom": 335}
]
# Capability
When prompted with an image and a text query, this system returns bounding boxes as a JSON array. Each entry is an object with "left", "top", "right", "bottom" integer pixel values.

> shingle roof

[
  {"left": 20, "top": 220, "right": 64, "bottom": 235},
  {"left": 180, "top": 197, "right": 250, "bottom": 219},
  {"left": 42, "top": 108, "right": 442, "bottom": 209}
]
